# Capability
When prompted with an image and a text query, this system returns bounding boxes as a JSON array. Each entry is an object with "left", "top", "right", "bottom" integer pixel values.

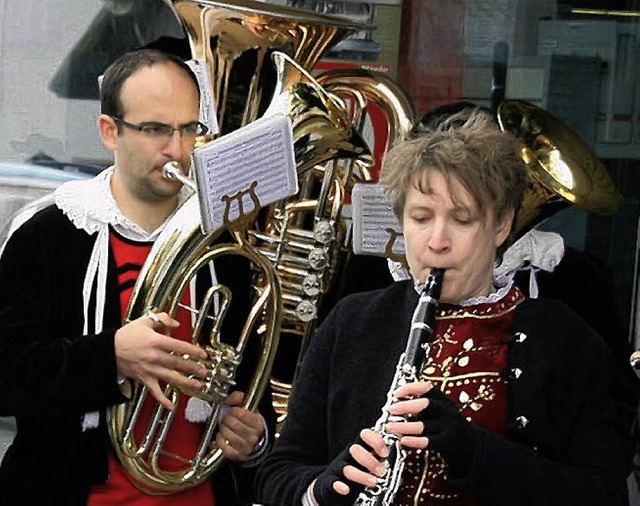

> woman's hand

[
  {"left": 385, "top": 381, "right": 433, "bottom": 449},
  {"left": 386, "top": 381, "right": 477, "bottom": 477},
  {"left": 312, "top": 429, "right": 389, "bottom": 504}
]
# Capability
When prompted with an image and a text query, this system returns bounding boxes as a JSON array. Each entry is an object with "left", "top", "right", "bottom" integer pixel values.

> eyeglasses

[{"left": 111, "top": 116, "right": 208, "bottom": 140}]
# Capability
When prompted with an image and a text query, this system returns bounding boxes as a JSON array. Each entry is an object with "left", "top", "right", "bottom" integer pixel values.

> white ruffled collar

[
  {"left": 389, "top": 228, "right": 566, "bottom": 303},
  {"left": 494, "top": 229, "right": 564, "bottom": 279},
  {"left": 54, "top": 166, "right": 125, "bottom": 235},
  {"left": 53, "top": 166, "right": 192, "bottom": 241},
  {"left": 494, "top": 229, "right": 565, "bottom": 298}
]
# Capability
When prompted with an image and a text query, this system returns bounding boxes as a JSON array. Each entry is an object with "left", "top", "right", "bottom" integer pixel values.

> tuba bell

[
  {"left": 497, "top": 99, "right": 622, "bottom": 242},
  {"left": 166, "top": 0, "right": 372, "bottom": 133},
  {"left": 107, "top": 0, "right": 375, "bottom": 493}
]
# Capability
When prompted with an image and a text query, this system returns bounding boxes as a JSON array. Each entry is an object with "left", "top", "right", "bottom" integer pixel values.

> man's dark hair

[{"left": 100, "top": 48, "right": 200, "bottom": 118}]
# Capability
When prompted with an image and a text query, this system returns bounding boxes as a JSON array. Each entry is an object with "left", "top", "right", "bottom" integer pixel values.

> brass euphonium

[
  {"left": 108, "top": 187, "right": 282, "bottom": 494},
  {"left": 108, "top": 0, "right": 375, "bottom": 493}
]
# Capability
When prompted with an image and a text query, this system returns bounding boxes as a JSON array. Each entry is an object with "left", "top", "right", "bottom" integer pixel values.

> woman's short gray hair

[{"left": 379, "top": 107, "right": 528, "bottom": 224}]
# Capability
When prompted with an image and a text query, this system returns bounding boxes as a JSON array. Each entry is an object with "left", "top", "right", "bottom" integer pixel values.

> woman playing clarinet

[{"left": 255, "top": 107, "right": 627, "bottom": 506}]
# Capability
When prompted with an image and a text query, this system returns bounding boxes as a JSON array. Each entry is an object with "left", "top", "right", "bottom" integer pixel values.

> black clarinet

[{"left": 355, "top": 268, "right": 444, "bottom": 506}]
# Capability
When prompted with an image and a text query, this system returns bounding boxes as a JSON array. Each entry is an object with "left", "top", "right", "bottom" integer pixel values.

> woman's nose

[{"left": 427, "top": 220, "right": 451, "bottom": 253}]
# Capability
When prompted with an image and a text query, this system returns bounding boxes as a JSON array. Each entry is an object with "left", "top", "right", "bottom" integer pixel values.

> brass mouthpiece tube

[{"left": 163, "top": 161, "right": 197, "bottom": 192}]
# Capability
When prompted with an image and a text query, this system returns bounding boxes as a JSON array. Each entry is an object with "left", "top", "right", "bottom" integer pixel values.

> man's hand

[
  {"left": 114, "top": 311, "right": 208, "bottom": 410},
  {"left": 216, "top": 391, "right": 266, "bottom": 461}
]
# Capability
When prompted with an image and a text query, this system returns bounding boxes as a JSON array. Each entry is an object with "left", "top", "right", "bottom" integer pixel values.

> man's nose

[{"left": 162, "top": 130, "right": 186, "bottom": 160}]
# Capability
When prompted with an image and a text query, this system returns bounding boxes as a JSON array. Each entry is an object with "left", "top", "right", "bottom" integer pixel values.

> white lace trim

[
  {"left": 494, "top": 229, "right": 565, "bottom": 298},
  {"left": 54, "top": 167, "right": 125, "bottom": 236},
  {"left": 458, "top": 276, "right": 514, "bottom": 306},
  {"left": 388, "top": 229, "right": 565, "bottom": 301}
]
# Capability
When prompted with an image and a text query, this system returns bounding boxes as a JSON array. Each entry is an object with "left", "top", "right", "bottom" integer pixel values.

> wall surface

[{"left": 0, "top": 0, "right": 110, "bottom": 164}]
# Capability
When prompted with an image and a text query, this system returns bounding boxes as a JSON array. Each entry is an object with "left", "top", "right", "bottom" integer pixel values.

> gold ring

[
  {"left": 146, "top": 309, "right": 162, "bottom": 326},
  {"left": 224, "top": 439, "right": 231, "bottom": 447}
]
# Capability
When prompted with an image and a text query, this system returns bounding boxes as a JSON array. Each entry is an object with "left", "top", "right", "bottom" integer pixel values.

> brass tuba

[
  {"left": 497, "top": 99, "right": 622, "bottom": 242},
  {"left": 256, "top": 65, "right": 417, "bottom": 425},
  {"left": 252, "top": 53, "right": 375, "bottom": 423},
  {"left": 258, "top": 59, "right": 420, "bottom": 424},
  {"left": 108, "top": 0, "right": 375, "bottom": 493}
]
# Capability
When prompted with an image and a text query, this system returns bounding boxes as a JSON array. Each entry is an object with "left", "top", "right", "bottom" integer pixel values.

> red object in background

[
  {"left": 398, "top": 0, "right": 466, "bottom": 118},
  {"left": 313, "top": 0, "right": 467, "bottom": 182}
]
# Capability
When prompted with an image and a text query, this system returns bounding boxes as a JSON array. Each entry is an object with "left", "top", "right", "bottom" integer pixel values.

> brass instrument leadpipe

[{"left": 355, "top": 268, "right": 444, "bottom": 506}]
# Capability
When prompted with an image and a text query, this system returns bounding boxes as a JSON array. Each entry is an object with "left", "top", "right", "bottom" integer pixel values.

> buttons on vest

[
  {"left": 501, "top": 367, "right": 523, "bottom": 380},
  {"left": 514, "top": 332, "right": 527, "bottom": 343},
  {"left": 501, "top": 332, "right": 527, "bottom": 345},
  {"left": 507, "top": 415, "right": 529, "bottom": 431}
]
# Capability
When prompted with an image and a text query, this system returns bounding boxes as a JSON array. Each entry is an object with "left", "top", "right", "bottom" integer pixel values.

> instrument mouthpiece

[
  {"left": 415, "top": 268, "right": 445, "bottom": 292},
  {"left": 162, "top": 162, "right": 197, "bottom": 191}
]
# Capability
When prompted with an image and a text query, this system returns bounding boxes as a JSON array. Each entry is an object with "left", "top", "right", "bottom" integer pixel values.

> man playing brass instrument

[
  {"left": 255, "top": 108, "right": 627, "bottom": 505},
  {"left": 0, "top": 49, "right": 274, "bottom": 505}
]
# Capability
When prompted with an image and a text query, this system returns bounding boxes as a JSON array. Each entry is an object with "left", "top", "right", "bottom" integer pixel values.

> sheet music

[
  {"left": 192, "top": 114, "right": 298, "bottom": 233},
  {"left": 186, "top": 59, "right": 220, "bottom": 135},
  {"left": 351, "top": 183, "right": 405, "bottom": 257}
]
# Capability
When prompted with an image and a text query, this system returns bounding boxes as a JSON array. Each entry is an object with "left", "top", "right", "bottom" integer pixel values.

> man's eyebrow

[{"left": 138, "top": 120, "right": 199, "bottom": 126}]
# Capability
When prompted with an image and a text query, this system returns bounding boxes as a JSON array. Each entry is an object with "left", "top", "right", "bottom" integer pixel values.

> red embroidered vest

[{"left": 396, "top": 285, "right": 524, "bottom": 506}]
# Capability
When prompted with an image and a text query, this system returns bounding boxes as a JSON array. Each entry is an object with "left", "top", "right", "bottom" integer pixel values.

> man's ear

[
  {"left": 494, "top": 208, "right": 515, "bottom": 248},
  {"left": 97, "top": 114, "right": 118, "bottom": 151}
]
